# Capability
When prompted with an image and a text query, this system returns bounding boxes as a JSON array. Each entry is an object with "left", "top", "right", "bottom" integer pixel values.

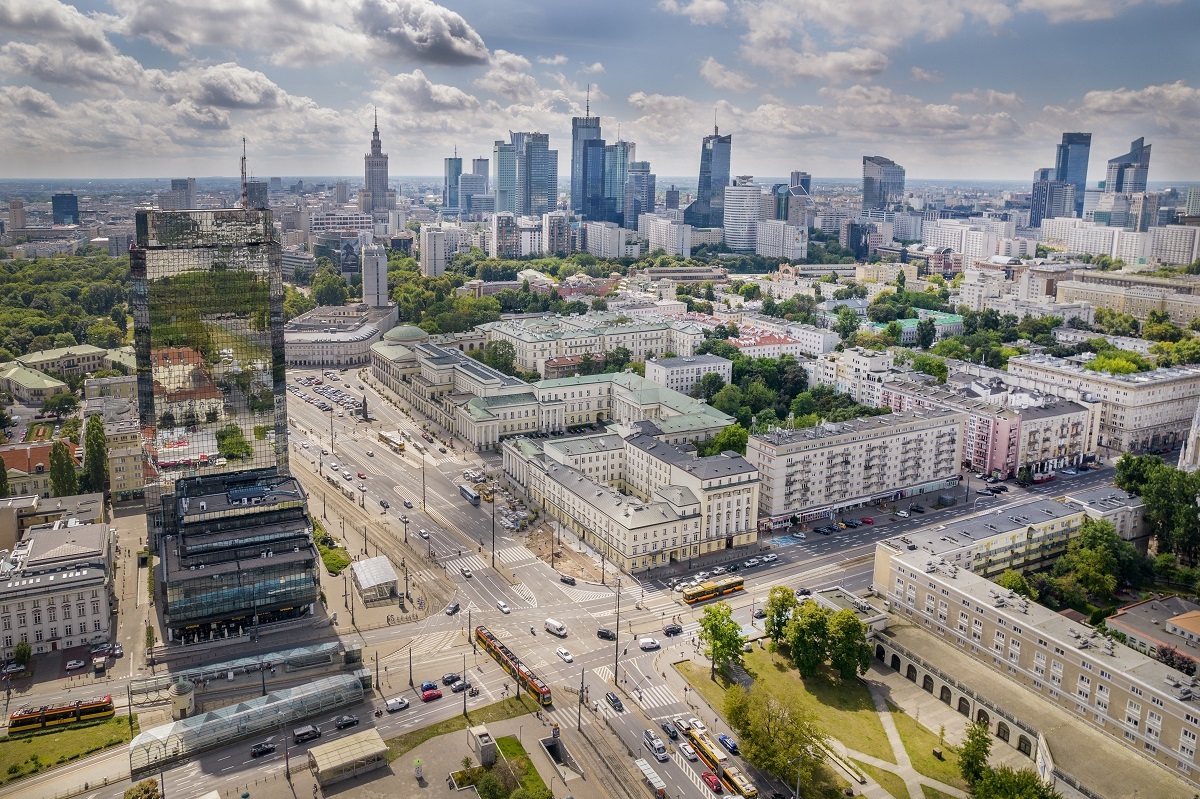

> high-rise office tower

[
  {"left": 684, "top": 127, "right": 732, "bottom": 228},
  {"left": 8, "top": 200, "right": 25, "bottom": 231},
  {"left": 790, "top": 171, "right": 812, "bottom": 196},
  {"left": 1053, "top": 133, "right": 1091, "bottom": 217},
  {"left": 624, "top": 161, "right": 655, "bottom": 227},
  {"left": 571, "top": 108, "right": 603, "bottom": 215},
  {"left": 458, "top": 172, "right": 488, "bottom": 218},
  {"left": 171, "top": 178, "right": 197, "bottom": 209},
  {"left": 52, "top": 192, "right": 79, "bottom": 225},
  {"left": 443, "top": 150, "right": 463, "bottom": 211},
  {"left": 472, "top": 158, "right": 489, "bottom": 186},
  {"left": 363, "top": 110, "right": 390, "bottom": 213},
  {"left": 511, "top": 132, "right": 558, "bottom": 216},
  {"left": 723, "top": 177, "right": 763, "bottom": 253},
  {"left": 1187, "top": 187, "right": 1200, "bottom": 218},
  {"left": 492, "top": 140, "right": 517, "bottom": 213},
  {"left": 665, "top": 186, "right": 680, "bottom": 210},
  {"left": 604, "top": 140, "right": 634, "bottom": 225},
  {"left": 862, "top": 156, "right": 905, "bottom": 210},
  {"left": 361, "top": 236, "right": 389, "bottom": 308},
  {"left": 1030, "top": 167, "right": 1076, "bottom": 227},
  {"left": 1106, "top": 137, "right": 1152, "bottom": 195},
  {"left": 246, "top": 181, "right": 269, "bottom": 210},
  {"left": 335, "top": 180, "right": 350, "bottom": 205},
  {"left": 581, "top": 138, "right": 608, "bottom": 220}
]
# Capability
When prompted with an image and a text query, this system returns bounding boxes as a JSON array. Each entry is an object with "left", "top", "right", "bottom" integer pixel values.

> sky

[{"left": 1, "top": 0, "right": 1198, "bottom": 182}]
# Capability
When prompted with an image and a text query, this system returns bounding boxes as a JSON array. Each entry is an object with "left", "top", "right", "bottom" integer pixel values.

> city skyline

[{"left": 0, "top": 0, "right": 1198, "bottom": 181}]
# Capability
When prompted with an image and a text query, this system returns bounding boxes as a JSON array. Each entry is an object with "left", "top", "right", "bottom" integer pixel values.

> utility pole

[
  {"left": 577, "top": 666, "right": 585, "bottom": 731},
  {"left": 490, "top": 478, "right": 496, "bottom": 570},
  {"left": 469, "top": 609, "right": 474, "bottom": 652},
  {"left": 375, "top": 651, "right": 380, "bottom": 692},
  {"left": 462, "top": 652, "right": 468, "bottom": 717},
  {"left": 408, "top": 647, "right": 413, "bottom": 687},
  {"left": 421, "top": 449, "right": 427, "bottom": 510},
  {"left": 612, "top": 577, "right": 621, "bottom": 684}
]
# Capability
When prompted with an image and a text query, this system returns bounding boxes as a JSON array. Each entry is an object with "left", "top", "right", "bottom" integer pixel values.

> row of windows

[
  {"left": 3, "top": 621, "right": 102, "bottom": 646},
  {"left": 2, "top": 602, "right": 100, "bottom": 629}
]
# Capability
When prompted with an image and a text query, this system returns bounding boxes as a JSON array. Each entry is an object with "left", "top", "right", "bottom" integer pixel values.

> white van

[
  {"left": 643, "top": 729, "right": 669, "bottom": 762},
  {"left": 639, "top": 637, "right": 660, "bottom": 651},
  {"left": 544, "top": 618, "right": 567, "bottom": 637}
]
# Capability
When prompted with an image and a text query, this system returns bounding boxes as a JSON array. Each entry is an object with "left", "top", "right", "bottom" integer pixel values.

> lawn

[
  {"left": 22, "top": 423, "right": 52, "bottom": 443},
  {"left": 0, "top": 716, "right": 138, "bottom": 786},
  {"left": 495, "top": 735, "right": 550, "bottom": 795},
  {"left": 919, "top": 786, "right": 958, "bottom": 799},
  {"left": 385, "top": 694, "right": 541, "bottom": 760},
  {"left": 313, "top": 520, "right": 351, "bottom": 575},
  {"left": 887, "top": 703, "right": 967, "bottom": 790},
  {"left": 676, "top": 648, "right": 895, "bottom": 763},
  {"left": 852, "top": 758, "right": 911, "bottom": 799}
]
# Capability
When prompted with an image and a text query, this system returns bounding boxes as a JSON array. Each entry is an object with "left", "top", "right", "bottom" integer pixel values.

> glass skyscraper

[
  {"left": 443, "top": 153, "right": 463, "bottom": 211},
  {"left": 1054, "top": 132, "right": 1091, "bottom": 217},
  {"left": 603, "top": 140, "right": 634, "bottom": 225},
  {"left": 571, "top": 113, "right": 602, "bottom": 215},
  {"left": 492, "top": 140, "right": 517, "bottom": 214},
  {"left": 51, "top": 192, "right": 79, "bottom": 225},
  {"left": 862, "top": 156, "right": 905, "bottom": 211},
  {"left": 511, "top": 131, "right": 558, "bottom": 216},
  {"left": 1105, "top": 137, "right": 1152, "bottom": 195},
  {"left": 684, "top": 127, "right": 732, "bottom": 228}
]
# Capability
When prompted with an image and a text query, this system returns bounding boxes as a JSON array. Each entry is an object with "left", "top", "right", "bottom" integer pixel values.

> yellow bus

[
  {"left": 378, "top": 431, "right": 405, "bottom": 453},
  {"left": 682, "top": 575, "right": 745, "bottom": 605}
]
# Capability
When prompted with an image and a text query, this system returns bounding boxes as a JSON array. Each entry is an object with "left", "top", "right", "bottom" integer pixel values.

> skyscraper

[
  {"left": 862, "top": 156, "right": 905, "bottom": 210},
  {"left": 363, "top": 110, "right": 390, "bottom": 213},
  {"left": 1187, "top": 187, "right": 1200, "bottom": 218},
  {"left": 603, "top": 140, "right": 634, "bottom": 225},
  {"left": 492, "top": 140, "right": 517, "bottom": 213},
  {"left": 790, "top": 171, "right": 812, "bottom": 196},
  {"left": 511, "top": 132, "right": 558, "bottom": 216},
  {"left": 443, "top": 151, "right": 463, "bottom": 211},
  {"left": 1106, "top": 137, "right": 1152, "bottom": 195},
  {"left": 581, "top": 138, "right": 608, "bottom": 221},
  {"left": 361, "top": 236, "right": 389, "bottom": 308},
  {"left": 458, "top": 172, "right": 488, "bottom": 218},
  {"left": 1030, "top": 167, "right": 1076, "bottom": 227},
  {"left": 684, "top": 127, "right": 732, "bottom": 228},
  {"left": 246, "top": 181, "right": 269, "bottom": 210},
  {"left": 624, "top": 161, "right": 656, "bottom": 227},
  {"left": 472, "top": 157, "right": 489, "bottom": 186},
  {"left": 171, "top": 178, "right": 197, "bottom": 209},
  {"left": 723, "top": 177, "right": 763, "bottom": 253},
  {"left": 8, "top": 200, "right": 25, "bottom": 231},
  {"left": 52, "top": 192, "right": 79, "bottom": 225},
  {"left": 570, "top": 109, "right": 603, "bottom": 215},
  {"left": 1054, "top": 132, "right": 1091, "bottom": 217}
]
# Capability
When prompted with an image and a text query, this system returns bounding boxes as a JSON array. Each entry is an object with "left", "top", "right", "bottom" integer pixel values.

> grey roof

[
  {"left": 885, "top": 497, "right": 1080, "bottom": 558},
  {"left": 648, "top": 354, "right": 732, "bottom": 370},
  {"left": 351, "top": 556, "right": 398, "bottom": 589},
  {"left": 1064, "top": 484, "right": 1144, "bottom": 511},
  {"left": 624, "top": 433, "right": 757, "bottom": 479}
]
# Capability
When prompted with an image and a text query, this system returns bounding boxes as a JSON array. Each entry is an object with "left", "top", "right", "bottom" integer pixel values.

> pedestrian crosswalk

[
  {"left": 381, "top": 629, "right": 461, "bottom": 664},
  {"left": 632, "top": 683, "right": 679, "bottom": 710},
  {"left": 593, "top": 665, "right": 614, "bottom": 684},
  {"left": 511, "top": 583, "right": 537, "bottom": 607},
  {"left": 443, "top": 553, "right": 489, "bottom": 573},
  {"left": 497, "top": 545, "right": 536, "bottom": 565},
  {"left": 560, "top": 585, "right": 615, "bottom": 603},
  {"left": 405, "top": 568, "right": 439, "bottom": 586}
]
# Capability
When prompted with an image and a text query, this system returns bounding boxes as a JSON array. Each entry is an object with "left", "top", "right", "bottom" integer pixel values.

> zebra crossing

[
  {"left": 442, "top": 553, "right": 489, "bottom": 573},
  {"left": 592, "top": 665, "right": 614, "bottom": 684},
  {"left": 631, "top": 683, "right": 680, "bottom": 710},
  {"left": 496, "top": 545, "right": 536, "bottom": 565},
  {"left": 560, "top": 585, "right": 616, "bottom": 603},
  {"left": 405, "top": 568, "right": 438, "bottom": 587},
  {"left": 381, "top": 629, "right": 461, "bottom": 664},
  {"left": 511, "top": 583, "right": 537, "bottom": 607}
]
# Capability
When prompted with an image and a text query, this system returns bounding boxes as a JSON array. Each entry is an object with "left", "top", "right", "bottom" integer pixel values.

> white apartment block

[
  {"left": 748, "top": 408, "right": 965, "bottom": 526},
  {"left": 723, "top": 183, "right": 764, "bottom": 253},
  {"left": 518, "top": 219, "right": 543, "bottom": 257},
  {"left": 755, "top": 220, "right": 808, "bottom": 260},
  {"left": 807, "top": 347, "right": 897, "bottom": 407},
  {"left": 640, "top": 214, "right": 693, "bottom": 258},
  {"left": 729, "top": 331, "right": 808, "bottom": 359},
  {"left": 503, "top": 427, "right": 759, "bottom": 574},
  {"left": 645, "top": 355, "right": 732, "bottom": 395},
  {"left": 1152, "top": 226, "right": 1200, "bottom": 266},
  {"left": 418, "top": 224, "right": 471, "bottom": 277},
  {"left": 784, "top": 324, "right": 840, "bottom": 356},
  {"left": 583, "top": 221, "right": 641, "bottom": 260},
  {"left": 308, "top": 211, "right": 373, "bottom": 234}
]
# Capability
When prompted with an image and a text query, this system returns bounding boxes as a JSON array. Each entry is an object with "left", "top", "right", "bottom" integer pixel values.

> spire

[
  {"left": 373, "top": 106, "right": 378, "bottom": 134},
  {"left": 586, "top": 84, "right": 591, "bottom": 116},
  {"left": 714, "top": 108, "right": 719, "bottom": 136}
]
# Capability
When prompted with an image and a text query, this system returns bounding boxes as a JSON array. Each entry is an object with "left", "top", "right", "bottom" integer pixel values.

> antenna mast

[
  {"left": 586, "top": 84, "right": 591, "bottom": 116},
  {"left": 240, "top": 138, "right": 248, "bottom": 209}
]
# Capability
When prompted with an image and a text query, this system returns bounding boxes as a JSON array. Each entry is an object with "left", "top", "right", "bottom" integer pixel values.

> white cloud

[
  {"left": 911, "top": 66, "right": 943, "bottom": 83},
  {"left": 353, "top": 0, "right": 489, "bottom": 64},
  {"left": 0, "top": 0, "right": 116, "bottom": 53},
  {"left": 744, "top": 45, "right": 889, "bottom": 83},
  {"left": 951, "top": 88, "right": 1024, "bottom": 110},
  {"left": 658, "top": 0, "right": 729, "bottom": 25},
  {"left": 474, "top": 49, "right": 539, "bottom": 102},
  {"left": 1017, "top": 0, "right": 1180, "bottom": 24},
  {"left": 537, "top": 54, "right": 567, "bottom": 65},
  {"left": 582, "top": 62, "right": 606, "bottom": 75},
  {"left": 0, "top": 40, "right": 146, "bottom": 89},
  {"left": 373, "top": 68, "right": 480, "bottom": 113},
  {"left": 699, "top": 56, "right": 756, "bottom": 92}
]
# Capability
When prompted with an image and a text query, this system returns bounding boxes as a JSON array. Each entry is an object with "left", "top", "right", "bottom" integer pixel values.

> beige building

[
  {"left": 1064, "top": 484, "right": 1148, "bottom": 551},
  {"left": 747, "top": 409, "right": 965, "bottom": 527},
  {"left": 0, "top": 363, "right": 68, "bottom": 403},
  {"left": 16, "top": 344, "right": 107, "bottom": 377},
  {"left": 1056, "top": 270, "right": 1200, "bottom": 325},
  {"left": 856, "top": 262, "right": 918, "bottom": 285},
  {"left": 1, "top": 441, "right": 79, "bottom": 499},
  {"left": 806, "top": 348, "right": 898, "bottom": 408},
  {"left": 84, "top": 374, "right": 137, "bottom": 401}
]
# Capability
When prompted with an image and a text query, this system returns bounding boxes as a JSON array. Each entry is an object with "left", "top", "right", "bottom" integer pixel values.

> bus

[
  {"left": 459, "top": 484, "right": 481, "bottom": 506},
  {"left": 378, "top": 431, "right": 405, "bottom": 453},
  {"left": 720, "top": 764, "right": 758, "bottom": 798},
  {"left": 474, "top": 626, "right": 552, "bottom": 705},
  {"left": 686, "top": 729, "right": 758, "bottom": 797},
  {"left": 682, "top": 575, "right": 745, "bottom": 605},
  {"left": 9, "top": 695, "right": 115, "bottom": 732}
]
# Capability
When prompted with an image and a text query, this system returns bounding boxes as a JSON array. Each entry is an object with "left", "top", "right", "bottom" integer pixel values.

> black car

[
  {"left": 403, "top": 500, "right": 414, "bottom": 509},
  {"left": 250, "top": 742, "right": 277, "bottom": 758},
  {"left": 660, "top": 721, "right": 679, "bottom": 740},
  {"left": 663, "top": 623, "right": 683, "bottom": 636},
  {"left": 597, "top": 628, "right": 617, "bottom": 640},
  {"left": 559, "top": 574, "right": 577, "bottom": 586},
  {"left": 333, "top": 714, "right": 359, "bottom": 730},
  {"left": 753, "top": 608, "right": 766, "bottom": 619},
  {"left": 726, "top": 563, "right": 740, "bottom": 572},
  {"left": 993, "top": 484, "right": 1009, "bottom": 492},
  {"left": 844, "top": 519, "right": 862, "bottom": 528},
  {"left": 605, "top": 691, "right": 624, "bottom": 712},
  {"left": 910, "top": 505, "right": 926, "bottom": 514},
  {"left": 379, "top": 499, "right": 390, "bottom": 509},
  {"left": 795, "top": 587, "right": 812, "bottom": 597},
  {"left": 446, "top": 602, "right": 461, "bottom": 616},
  {"left": 442, "top": 673, "right": 460, "bottom": 686}
]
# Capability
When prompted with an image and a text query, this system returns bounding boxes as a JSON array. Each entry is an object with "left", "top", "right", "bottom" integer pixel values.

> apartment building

[
  {"left": 17, "top": 344, "right": 107, "bottom": 377},
  {"left": 1063, "top": 484, "right": 1148, "bottom": 551},
  {"left": 728, "top": 331, "right": 808, "bottom": 359},
  {"left": 747, "top": 409, "right": 965, "bottom": 526},
  {"left": 807, "top": 348, "right": 898, "bottom": 407},
  {"left": 1, "top": 441, "right": 79, "bottom": 499},
  {"left": 645, "top": 355, "right": 732, "bottom": 396},
  {"left": 1056, "top": 270, "right": 1200, "bottom": 325},
  {"left": 84, "top": 374, "right": 137, "bottom": 401}
]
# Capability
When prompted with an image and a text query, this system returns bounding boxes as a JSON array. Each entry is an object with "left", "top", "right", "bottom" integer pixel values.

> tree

[
  {"left": 124, "top": 779, "right": 162, "bottom": 799},
  {"left": 86, "top": 318, "right": 124, "bottom": 348},
  {"left": 312, "top": 269, "right": 349, "bottom": 306},
  {"left": 84, "top": 413, "right": 109, "bottom": 496},
  {"left": 916, "top": 317, "right": 937, "bottom": 349},
  {"left": 0, "top": 461, "right": 9, "bottom": 499},
  {"left": 974, "top": 766, "right": 1062, "bottom": 799},
  {"left": 696, "top": 424, "right": 749, "bottom": 457},
  {"left": 995, "top": 569, "right": 1037, "bottom": 600},
  {"left": 784, "top": 601, "right": 829, "bottom": 678},
  {"left": 911, "top": 353, "right": 948, "bottom": 383},
  {"left": 724, "top": 681, "right": 827, "bottom": 788},
  {"left": 694, "top": 372, "right": 726, "bottom": 401},
  {"left": 834, "top": 306, "right": 861, "bottom": 340},
  {"left": 826, "top": 608, "right": 871, "bottom": 680},
  {"left": 959, "top": 719, "right": 993, "bottom": 787},
  {"left": 1114, "top": 452, "right": 1164, "bottom": 496},
  {"left": 49, "top": 439, "right": 78, "bottom": 497},
  {"left": 481, "top": 340, "right": 517, "bottom": 375},
  {"left": 12, "top": 640, "right": 31, "bottom": 667},
  {"left": 698, "top": 602, "right": 745, "bottom": 681},
  {"left": 42, "top": 392, "right": 80, "bottom": 419},
  {"left": 764, "top": 585, "right": 799, "bottom": 643}
]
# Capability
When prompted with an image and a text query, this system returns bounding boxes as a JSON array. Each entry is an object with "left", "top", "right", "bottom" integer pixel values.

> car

[
  {"left": 605, "top": 691, "right": 624, "bottom": 711},
  {"left": 90, "top": 642, "right": 112, "bottom": 655},
  {"left": 357, "top": 472, "right": 366, "bottom": 479},
  {"left": 250, "top": 742, "right": 277, "bottom": 758},
  {"left": 791, "top": 531, "right": 807, "bottom": 540},
  {"left": 419, "top": 529, "right": 430, "bottom": 539},
  {"left": 400, "top": 515, "right": 410, "bottom": 523},
  {"left": 559, "top": 574, "right": 577, "bottom": 586},
  {"left": 403, "top": 500, "right": 414, "bottom": 509},
  {"left": 293, "top": 725, "right": 322, "bottom": 744},
  {"left": 660, "top": 721, "right": 679, "bottom": 740},
  {"left": 701, "top": 771, "right": 723, "bottom": 792},
  {"left": 993, "top": 484, "right": 1009, "bottom": 492},
  {"left": 845, "top": 519, "right": 862, "bottom": 528},
  {"left": 556, "top": 647, "right": 573, "bottom": 662},
  {"left": 342, "top": 470, "right": 352, "bottom": 480},
  {"left": 451, "top": 680, "right": 471, "bottom": 693},
  {"left": 743, "top": 558, "right": 760, "bottom": 567},
  {"left": 3, "top": 663, "right": 25, "bottom": 675},
  {"left": 986, "top": 475, "right": 999, "bottom": 483},
  {"left": 679, "top": 741, "right": 698, "bottom": 761},
  {"left": 420, "top": 681, "right": 438, "bottom": 692},
  {"left": 379, "top": 499, "right": 390, "bottom": 509},
  {"left": 1062, "top": 467, "right": 1078, "bottom": 475},
  {"left": 359, "top": 483, "right": 367, "bottom": 492},
  {"left": 337, "top": 412, "right": 343, "bottom": 418},
  {"left": 442, "top": 673, "right": 461, "bottom": 685},
  {"left": 896, "top": 510, "right": 910, "bottom": 518},
  {"left": 65, "top": 659, "right": 86, "bottom": 671},
  {"left": 1016, "top": 480, "right": 1030, "bottom": 488},
  {"left": 688, "top": 718, "right": 707, "bottom": 734},
  {"left": 835, "top": 522, "right": 847, "bottom": 530},
  {"left": 597, "top": 628, "right": 616, "bottom": 640},
  {"left": 421, "top": 688, "right": 442, "bottom": 702},
  {"left": 795, "top": 587, "right": 812, "bottom": 597},
  {"left": 333, "top": 714, "right": 359, "bottom": 730},
  {"left": 910, "top": 505, "right": 926, "bottom": 513},
  {"left": 496, "top": 601, "right": 511, "bottom": 614},
  {"left": 726, "top": 563, "right": 740, "bottom": 572},
  {"left": 753, "top": 608, "right": 766, "bottom": 619},
  {"left": 711, "top": 566, "right": 726, "bottom": 576},
  {"left": 386, "top": 697, "right": 409, "bottom": 713},
  {"left": 977, "top": 488, "right": 994, "bottom": 495},
  {"left": 461, "top": 567, "right": 473, "bottom": 578},
  {"left": 663, "top": 623, "right": 683, "bottom": 636},
  {"left": 639, "top": 637, "right": 660, "bottom": 650},
  {"left": 861, "top": 517, "right": 874, "bottom": 524},
  {"left": 762, "top": 553, "right": 778, "bottom": 563},
  {"left": 301, "top": 442, "right": 309, "bottom": 449},
  {"left": 695, "top": 571, "right": 710, "bottom": 580},
  {"left": 718, "top": 733, "right": 740, "bottom": 754},
  {"left": 322, "top": 448, "right": 329, "bottom": 455},
  {"left": 438, "top": 446, "right": 447, "bottom": 453},
  {"left": 366, "top": 450, "right": 374, "bottom": 457},
  {"left": 672, "top": 716, "right": 691, "bottom": 734},
  {"left": 446, "top": 602, "right": 461, "bottom": 616}
]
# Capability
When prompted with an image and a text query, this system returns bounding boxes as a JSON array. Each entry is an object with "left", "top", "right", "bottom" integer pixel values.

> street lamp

[
  {"left": 421, "top": 448, "right": 427, "bottom": 510},
  {"left": 490, "top": 478, "right": 497, "bottom": 571},
  {"left": 401, "top": 516, "right": 409, "bottom": 543},
  {"left": 612, "top": 577, "right": 621, "bottom": 684}
]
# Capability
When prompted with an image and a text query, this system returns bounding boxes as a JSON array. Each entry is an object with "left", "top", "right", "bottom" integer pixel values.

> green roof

[
  {"left": 0, "top": 363, "right": 69, "bottom": 390},
  {"left": 17, "top": 344, "right": 107, "bottom": 365}
]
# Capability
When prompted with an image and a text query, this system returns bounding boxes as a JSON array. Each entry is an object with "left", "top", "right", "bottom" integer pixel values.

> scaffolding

[{"left": 129, "top": 674, "right": 363, "bottom": 775}]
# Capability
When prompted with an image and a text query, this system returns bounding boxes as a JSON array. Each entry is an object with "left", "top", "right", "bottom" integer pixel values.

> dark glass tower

[
  {"left": 862, "top": 156, "right": 905, "bottom": 210},
  {"left": 581, "top": 138, "right": 609, "bottom": 221},
  {"left": 51, "top": 192, "right": 79, "bottom": 225},
  {"left": 1105, "top": 137, "right": 1152, "bottom": 195},
  {"left": 443, "top": 152, "right": 463, "bottom": 211},
  {"left": 684, "top": 127, "right": 732, "bottom": 228},
  {"left": 1054, "top": 132, "right": 1091, "bottom": 217},
  {"left": 571, "top": 113, "right": 602, "bottom": 215}
]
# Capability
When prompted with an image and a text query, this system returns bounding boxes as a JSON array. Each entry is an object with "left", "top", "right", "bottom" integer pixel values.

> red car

[
  {"left": 701, "top": 772, "right": 723, "bottom": 793},
  {"left": 421, "top": 688, "right": 442, "bottom": 702},
  {"left": 860, "top": 517, "right": 874, "bottom": 525},
  {"left": 357, "top": 472, "right": 366, "bottom": 479}
]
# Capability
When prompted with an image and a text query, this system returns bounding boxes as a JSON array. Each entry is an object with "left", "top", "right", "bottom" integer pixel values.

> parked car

[
  {"left": 762, "top": 553, "right": 778, "bottom": 563},
  {"left": 896, "top": 510, "right": 911, "bottom": 518},
  {"left": 743, "top": 558, "right": 761, "bottom": 567},
  {"left": 795, "top": 587, "right": 812, "bottom": 597},
  {"left": 910, "top": 504, "right": 926, "bottom": 513},
  {"left": 605, "top": 691, "right": 624, "bottom": 712},
  {"left": 977, "top": 488, "right": 994, "bottom": 495},
  {"left": 791, "top": 531, "right": 807, "bottom": 540},
  {"left": 333, "top": 714, "right": 359, "bottom": 730},
  {"left": 65, "top": 659, "right": 86, "bottom": 671},
  {"left": 250, "top": 742, "right": 277, "bottom": 757},
  {"left": 861, "top": 517, "right": 874, "bottom": 524},
  {"left": 718, "top": 733, "right": 740, "bottom": 754},
  {"left": 845, "top": 519, "right": 862, "bottom": 528}
]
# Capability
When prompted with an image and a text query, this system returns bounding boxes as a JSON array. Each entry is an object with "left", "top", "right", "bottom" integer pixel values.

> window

[
  {"left": 1148, "top": 711, "right": 1162, "bottom": 741},
  {"left": 1127, "top": 700, "right": 1142, "bottom": 729},
  {"left": 1180, "top": 729, "right": 1196, "bottom": 761},
  {"left": 1131, "top": 685, "right": 1143, "bottom": 697},
  {"left": 93, "top": 620, "right": 101, "bottom": 632}
]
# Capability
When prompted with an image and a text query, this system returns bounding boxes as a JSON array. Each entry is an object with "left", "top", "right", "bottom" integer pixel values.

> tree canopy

[{"left": 698, "top": 602, "right": 745, "bottom": 680}]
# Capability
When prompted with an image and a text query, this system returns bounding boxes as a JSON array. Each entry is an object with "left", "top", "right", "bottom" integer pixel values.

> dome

[{"left": 383, "top": 324, "right": 429, "bottom": 344}]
